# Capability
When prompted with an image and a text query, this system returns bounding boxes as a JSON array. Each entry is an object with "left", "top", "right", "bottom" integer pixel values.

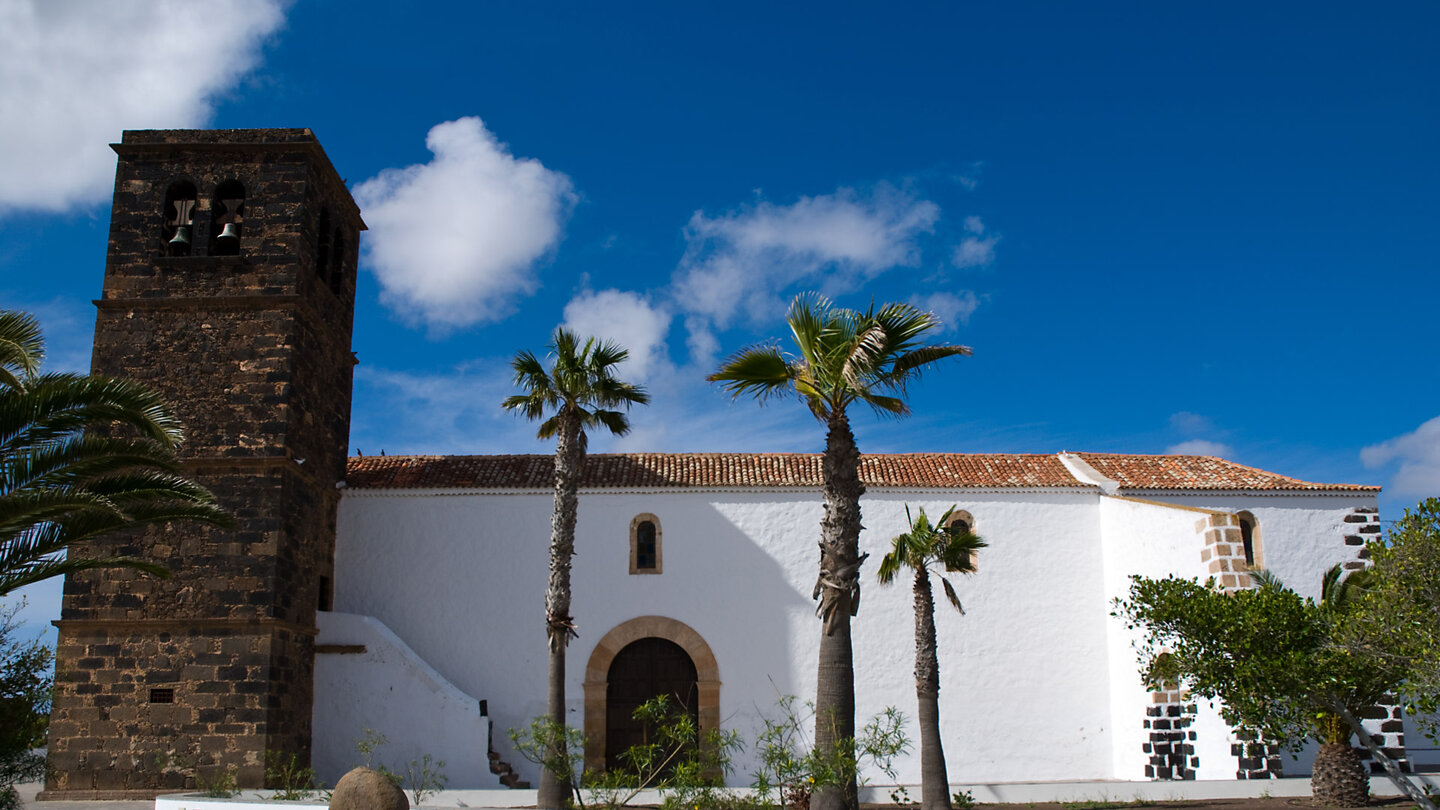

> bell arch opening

[{"left": 583, "top": 616, "right": 720, "bottom": 775}]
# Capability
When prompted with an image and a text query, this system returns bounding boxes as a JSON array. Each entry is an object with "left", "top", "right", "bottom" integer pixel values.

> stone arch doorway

[
  {"left": 605, "top": 638, "right": 698, "bottom": 771},
  {"left": 584, "top": 616, "right": 720, "bottom": 773}
]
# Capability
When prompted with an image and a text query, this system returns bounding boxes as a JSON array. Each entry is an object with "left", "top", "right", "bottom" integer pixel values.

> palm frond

[
  {"left": 708, "top": 346, "right": 798, "bottom": 402},
  {"left": 585, "top": 408, "right": 632, "bottom": 438},
  {"left": 786, "top": 293, "right": 832, "bottom": 372},
  {"left": 0, "top": 373, "right": 185, "bottom": 448},
  {"left": 940, "top": 576, "right": 965, "bottom": 614},
  {"left": 0, "top": 554, "right": 169, "bottom": 597},
  {"left": 0, "top": 310, "right": 44, "bottom": 390},
  {"left": 1248, "top": 567, "right": 1288, "bottom": 592},
  {"left": 855, "top": 392, "right": 908, "bottom": 419},
  {"left": 1321, "top": 563, "right": 1373, "bottom": 610}
]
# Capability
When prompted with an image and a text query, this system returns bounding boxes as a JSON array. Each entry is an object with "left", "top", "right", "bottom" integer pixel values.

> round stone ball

[{"left": 330, "top": 767, "right": 409, "bottom": 810}]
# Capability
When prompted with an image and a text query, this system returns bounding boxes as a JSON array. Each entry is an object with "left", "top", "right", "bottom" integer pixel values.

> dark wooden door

[{"left": 605, "top": 637, "right": 699, "bottom": 772}]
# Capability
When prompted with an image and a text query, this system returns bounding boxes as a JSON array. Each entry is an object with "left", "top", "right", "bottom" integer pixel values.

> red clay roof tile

[
  {"left": 344, "top": 452, "right": 1377, "bottom": 492},
  {"left": 1073, "top": 452, "right": 1377, "bottom": 492}
]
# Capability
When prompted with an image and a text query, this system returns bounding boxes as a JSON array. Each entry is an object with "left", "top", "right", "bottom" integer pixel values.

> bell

[
  {"left": 168, "top": 225, "right": 192, "bottom": 256},
  {"left": 214, "top": 222, "right": 241, "bottom": 255}
]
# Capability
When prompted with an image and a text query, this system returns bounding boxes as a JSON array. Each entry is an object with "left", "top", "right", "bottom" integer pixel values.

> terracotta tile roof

[
  {"left": 1073, "top": 453, "right": 1380, "bottom": 492},
  {"left": 344, "top": 453, "right": 1081, "bottom": 490},
  {"left": 344, "top": 452, "right": 1378, "bottom": 492}
]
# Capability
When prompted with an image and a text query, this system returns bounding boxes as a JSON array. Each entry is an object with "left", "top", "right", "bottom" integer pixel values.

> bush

[
  {"left": 0, "top": 603, "right": 49, "bottom": 810},
  {"left": 751, "top": 695, "right": 908, "bottom": 810}
]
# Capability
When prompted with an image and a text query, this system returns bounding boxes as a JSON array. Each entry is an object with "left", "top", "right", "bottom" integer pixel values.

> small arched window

[
  {"left": 630, "top": 513, "right": 662, "bottom": 575},
  {"left": 161, "top": 180, "right": 198, "bottom": 256},
  {"left": 944, "top": 509, "right": 978, "bottom": 570},
  {"left": 1236, "top": 511, "right": 1261, "bottom": 568},
  {"left": 209, "top": 179, "right": 245, "bottom": 256}
]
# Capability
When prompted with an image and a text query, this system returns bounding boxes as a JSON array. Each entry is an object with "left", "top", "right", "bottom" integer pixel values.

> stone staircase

[{"left": 488, "top": 748, "right": 530, "bottom": 789}]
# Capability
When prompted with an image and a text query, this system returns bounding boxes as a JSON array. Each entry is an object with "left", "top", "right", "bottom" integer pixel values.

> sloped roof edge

[{"left": 344, "top": 452, "right": 1379, "bottom": 493}]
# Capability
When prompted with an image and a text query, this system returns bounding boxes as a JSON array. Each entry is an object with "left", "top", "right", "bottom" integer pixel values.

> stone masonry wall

[
  {"left": 1144, "top": 685, "right": 1198, "bottom": 780},
  {"left": 46, "top": 129, "right": 360, "bottom": 798},
  {"left": 1196, "top": 513, "right": 1252, "bottom": 591}
]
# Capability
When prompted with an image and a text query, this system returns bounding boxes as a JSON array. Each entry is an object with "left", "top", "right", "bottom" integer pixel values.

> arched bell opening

[
  {"left": 161, "top": 180, "right": 198, "bottom": 256},
  {"left": 209, "top": 179, "right": 246, "bottom": 256}
]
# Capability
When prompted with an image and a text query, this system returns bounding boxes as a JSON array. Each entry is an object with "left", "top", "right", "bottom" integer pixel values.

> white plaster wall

[
  {"left": 851, "top": 491, "right": 1114, "bottom": 784},
  {"left": 335, "top": 487, "right": 1115, "bottom": 786},
  {"left": 312, "top": 611, "right": 495, "bottom": 788},
  {"left": 1095, "top": 496, "right": 1216, "bottom": 780},
  {"left": 333, "top": 485, "right": 1377, "bottom": 789},
  {"left": 1114, "top": 491, "right": 1380, "bottom": 780},
  {"left": 1124, "top": 494, "right": 1377, "bottom": 601}
]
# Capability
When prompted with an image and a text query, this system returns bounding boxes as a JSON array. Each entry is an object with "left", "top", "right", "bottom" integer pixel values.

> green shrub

[{"left": 1, "top": 605, "right": 51, "bottom": 810}]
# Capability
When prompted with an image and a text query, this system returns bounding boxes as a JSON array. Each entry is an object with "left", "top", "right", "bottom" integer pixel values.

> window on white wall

[
  {"left": 944, "top": 509, "right": 978, "bottom": 570},
  {"left": 1236, "top": 511, "right": 1261, "bottom": 568},
  {"left": 630, "top": 513, "right": 662, "bottom": 575}
]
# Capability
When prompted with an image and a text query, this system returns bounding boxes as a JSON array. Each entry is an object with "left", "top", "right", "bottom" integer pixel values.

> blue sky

[{"left": 2, "top": 2, "right": 1438, "bottom": 626}]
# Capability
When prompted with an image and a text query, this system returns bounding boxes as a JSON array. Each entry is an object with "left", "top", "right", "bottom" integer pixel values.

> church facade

[
  {"left": 44, "top": 129, "right": 1418, "bottom": 797},
  {"left": 318, "top": 452, "right": 1394, "bottom": 788}
]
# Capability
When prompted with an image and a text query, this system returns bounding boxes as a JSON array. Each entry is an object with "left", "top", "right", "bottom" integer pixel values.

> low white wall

[
  {"left": 152, "top": 774, "right": 1440, "bottom": 810},
  {"left": 313, "top": 611, "right": 496, "bottom": 788}
]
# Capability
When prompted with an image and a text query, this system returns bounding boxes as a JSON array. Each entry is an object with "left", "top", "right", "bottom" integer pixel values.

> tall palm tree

[
  {"left": 877, "top": 506, "right": 985, "bottom": 810},
  {"left": 503, "top": 328, "right": 649, "bottom": 809},
  {"left": 0, "top": 310, "right": 230, "bottom": 596},
  {"left": 709, "top": 293, "right": 969, "bottom": 810}
]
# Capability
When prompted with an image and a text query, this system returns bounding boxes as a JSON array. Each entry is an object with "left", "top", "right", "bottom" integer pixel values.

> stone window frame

[
  {"left": 629, "top": 512, "right": 662, "bottom": 575},
  {"left": 582, "top": 616, "right": 720, "bottom": 775},
  {"left": 943, "top": 509, "right": 978, "bottom": 570},
  {"left": 1235, "top": 510, "right": 1262, "bottom": 569}
]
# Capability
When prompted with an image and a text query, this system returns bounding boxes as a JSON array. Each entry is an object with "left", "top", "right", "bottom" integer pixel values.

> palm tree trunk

[
  {"left": 913, "top": 569, "right": 951, "bottom": 810},
  {"left": 813, "top": 413, "right": 865, "bottom": 810},
  {"left": 1337, "top": 704, "right": 1436, "bottom": 810},
  {"left": 538, "top": 411, "right": 583, "bottom": 809},
  {"left": 1312, "top": 742, "right": 1367, "bottom": 808}
]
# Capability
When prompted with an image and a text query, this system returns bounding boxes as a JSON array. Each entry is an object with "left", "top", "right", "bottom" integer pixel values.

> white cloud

[
  {"left": 1169, "top": 411, "right": 1215, "bottom": 435},
  {"left": 0, "top": 0, "right": 287, "bottom": 215},
  {"left": 1361, "top": 415, "right": 1440, "bottom": 497},
  {"left": 672, "top": 184, "right": 940, "bottom": 330},
  {"left": 562, "top": 289, "right": 672, "bottom": 384},
  {"left": 354, "top": 117, "right": 576, "bottom": 332},
  {"left": 952, "top": 215, "right": 1000, "bottom": 268},
  {"left": 1165, "top": 439, "right": 1235, "bottom": 458},
  {"left": 911, "top": 291, "right": 979, "bottom": 331}
]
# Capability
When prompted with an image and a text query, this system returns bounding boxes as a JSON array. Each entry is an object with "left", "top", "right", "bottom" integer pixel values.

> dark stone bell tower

[{"left": 44, "top": 129, "right": 363, "bottom": 798}]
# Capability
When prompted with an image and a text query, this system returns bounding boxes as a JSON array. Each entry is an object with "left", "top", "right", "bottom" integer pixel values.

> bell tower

[{"left": 45, "top": 129, "right": 363, "bottom": 797}]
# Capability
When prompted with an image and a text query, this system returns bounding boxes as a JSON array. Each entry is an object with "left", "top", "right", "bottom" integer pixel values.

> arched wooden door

[{"left": 605, "top": 637, "right": 699, "bottom": 771}]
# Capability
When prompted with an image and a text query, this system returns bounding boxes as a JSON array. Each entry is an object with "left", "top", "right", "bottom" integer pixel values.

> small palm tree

[
  {"left": 503, "top": 328, "right": 649, "bottom": 809},
  {"left": 0, "top": 310, "right": 230, "bottom": 596},
  {"left": 1250, "top": 565, "right": 1380, "bottom": 808},
  {"left": 710, "top": 293, "right": 969, "bottom": 810},
  {"left": 877, "top": 506, "right": 985, "bottom": 810}
]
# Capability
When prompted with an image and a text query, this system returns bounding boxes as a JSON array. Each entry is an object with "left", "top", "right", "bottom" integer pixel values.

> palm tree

[
  {"left": 1310, "top": 565, "right": 1377, "bottom": 808},
  {"left": 503, "top": 328, "right": 649, "bottom": 809},
  {"left": 0, "top": 310, "right": 230, "bottom": 596},
  {"left": 709, "top": 293, "right": 969, "bottom": 810},
  {"left": 1249, "top": 565, "right": 1383, "bottom": 808},
  {"left": 877, "top": 506, "right": 984, "bottom": 810}
]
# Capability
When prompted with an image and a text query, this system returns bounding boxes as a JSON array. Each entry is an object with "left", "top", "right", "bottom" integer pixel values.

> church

[{"left": 42, "top": 129, "right": 1414, "bottom": 798}]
